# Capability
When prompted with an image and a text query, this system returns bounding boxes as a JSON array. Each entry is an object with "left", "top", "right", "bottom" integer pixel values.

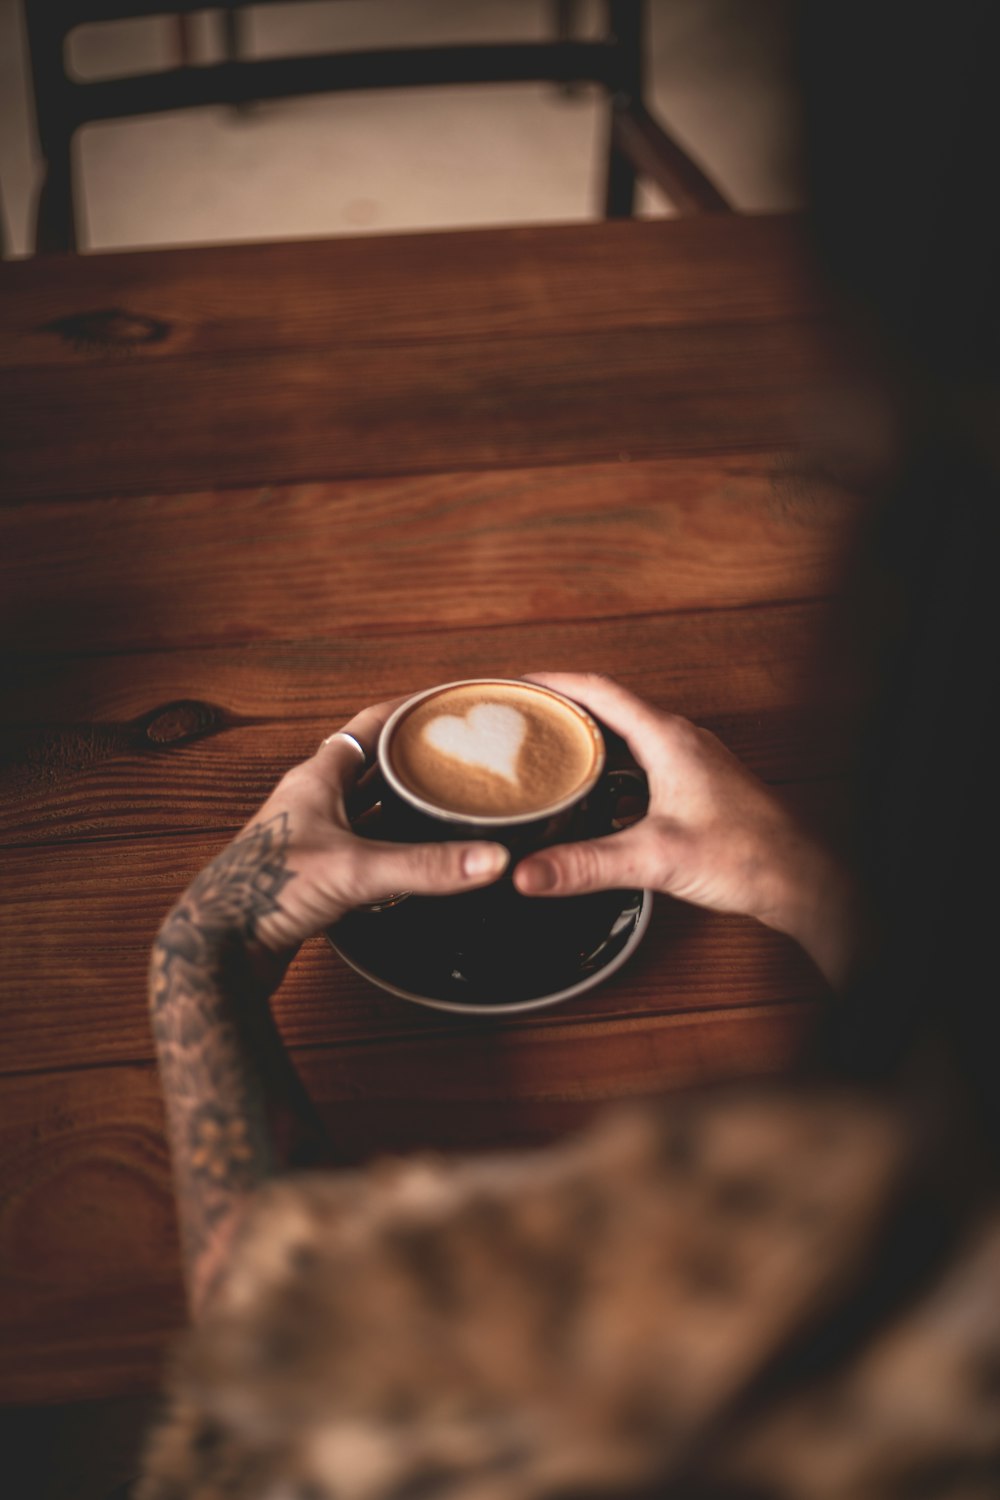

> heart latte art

[
  {"left": 423, "top": 703, "right": 527, "bottom": 785},
  {"left": 387, "top": 682, "right": 601, "bottom": 819}
]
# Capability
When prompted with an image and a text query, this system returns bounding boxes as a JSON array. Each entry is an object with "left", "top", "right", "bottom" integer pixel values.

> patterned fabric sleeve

[{"left": 136, "top": 1087, "right": 998, "bottom": 1500}]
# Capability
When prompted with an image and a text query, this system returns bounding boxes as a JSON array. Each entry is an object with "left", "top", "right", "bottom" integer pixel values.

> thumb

[
  {"left": 513, "top": 825, "right": 652, "bottom": 897},
  {"left": 350, "top": 837, "right": 509, "bottom": 904}
]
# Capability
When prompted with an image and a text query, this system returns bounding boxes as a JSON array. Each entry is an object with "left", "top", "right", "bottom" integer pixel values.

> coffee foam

[{"left": 388, "top": 682, "right": 601, "bottom": 818}]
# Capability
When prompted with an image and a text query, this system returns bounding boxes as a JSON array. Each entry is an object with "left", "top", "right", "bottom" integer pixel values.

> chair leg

[
  {"left": 611, "top": 104, "right": 730, "bottom": 216},
  {"left": 34, "top": 145, "right": 77, "bottom": 253},
  {"left": 555, "top": 0, "right": 584, "bottom": 97},
  {"left": 604, "top": 105, "right": 638, "bottom": 217},
  {"left": 602, "top": 0, "right": 729, "bottom": 218},
  {"left": 23, "top": 2, "right": 79, "bottom": 252},
  {"left": 221, "top": 6, "right": 254, "bottom": 114},
  {"left": 603, "top": 0, "right": 643, "bottom": 218}
]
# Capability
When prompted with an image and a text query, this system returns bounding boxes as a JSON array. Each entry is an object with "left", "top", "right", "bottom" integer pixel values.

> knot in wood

[
  {"left": 144, "top": 700, "right": 218, "bottom": 746},
  {"left": 42, "top": 307, "right": 171, "bottom": 351}
]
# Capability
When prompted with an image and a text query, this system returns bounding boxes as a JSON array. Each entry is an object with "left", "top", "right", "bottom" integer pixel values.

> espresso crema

[{"left": 386, "top": 681, "right": 602, "bottom": 819}]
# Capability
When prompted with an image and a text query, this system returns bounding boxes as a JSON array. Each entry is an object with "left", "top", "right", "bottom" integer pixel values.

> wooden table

[{"left": 0, "top": 215, "right": 866, "bottom": 1406}]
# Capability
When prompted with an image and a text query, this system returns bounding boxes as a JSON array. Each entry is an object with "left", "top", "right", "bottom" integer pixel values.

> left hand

[
  {"left": 215, "top": 696, "right": 510, "bottom": 956},
  {"left": 511, "top": 672, "right": 862, "bottom": 987}
]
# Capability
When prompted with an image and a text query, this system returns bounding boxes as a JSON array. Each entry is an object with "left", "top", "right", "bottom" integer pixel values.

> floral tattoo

[{"left": 149, "top": 813, "right": 310, "bottom": 1302}]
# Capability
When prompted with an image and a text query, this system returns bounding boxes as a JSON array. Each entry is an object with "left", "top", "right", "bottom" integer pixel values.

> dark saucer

[{"left": 325, "top": 883, "right": 652, "bottom": 1015}]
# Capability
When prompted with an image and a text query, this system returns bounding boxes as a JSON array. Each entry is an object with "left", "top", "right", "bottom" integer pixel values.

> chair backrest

[{"left": 25, "top": 0, "right": 729, "bottom": 252}]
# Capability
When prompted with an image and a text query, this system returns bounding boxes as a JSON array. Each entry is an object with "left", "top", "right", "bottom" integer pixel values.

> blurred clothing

[{"left": 138, "top": 1086, "right": 999, "bottom": 1499}]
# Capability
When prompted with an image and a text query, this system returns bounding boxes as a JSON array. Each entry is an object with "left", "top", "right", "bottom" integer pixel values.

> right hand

[
  {"left": 513, "top": 673, "right": 862, "bottom": 987},
  {"left": 175, "top": 696, "right": 510, "bottom": 963}
]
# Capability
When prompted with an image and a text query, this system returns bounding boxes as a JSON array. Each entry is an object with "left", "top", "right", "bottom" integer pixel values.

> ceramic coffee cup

[
  {"left": 333, "top": 679, "right": 650, "bottom": 1007},
  {"left": 375, "top": 677, "right": 644, "bottom": 864}
]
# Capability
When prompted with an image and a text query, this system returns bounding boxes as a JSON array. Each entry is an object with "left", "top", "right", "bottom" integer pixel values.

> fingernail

[
  {"left": 462, "top": 844, "right": 509, "bottom": 880},
  {"left": 517, "top": 858, "right": 557, "bottom": 894}
]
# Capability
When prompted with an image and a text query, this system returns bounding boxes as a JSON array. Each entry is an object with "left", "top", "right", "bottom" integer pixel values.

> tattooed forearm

[{"left": 149, "top": 813, "right": 325, "bottom": 1312}]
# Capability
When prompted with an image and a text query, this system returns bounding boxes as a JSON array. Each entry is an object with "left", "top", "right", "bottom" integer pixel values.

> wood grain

[
  {"left": 0, "top": 1001, "right": 816, "bottom": 1404},
  {"left": 0, "top": 825, "right": 828, "bottom": 1075},
  {"left": 0, "top": 214, "right": 863, "bottom": 1406},
  {"left": 1, "top": 320, "right": 840, "bottom": 502},
  {"left": 3, "top": 600, "right": 839, "bottom": 727},
  {"left": 0, "top": 705, "right": 850, "bottom": 846},
  {"left": 0, "top": 601, "right": 863, "bottom": 847},
  {"left": 0, "top": 456, "right": 866, "bottom": 652},
  {"left": 0, "top": 217, "right": 821, "bottom": 374},
  {"left": 0, "top": 1062, "right": 185, "bottom": 1405}
]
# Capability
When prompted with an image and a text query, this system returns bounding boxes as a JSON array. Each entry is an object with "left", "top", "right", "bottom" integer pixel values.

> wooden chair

[{"left": 25, "top": 0, "right": 730, "bottom": 254}]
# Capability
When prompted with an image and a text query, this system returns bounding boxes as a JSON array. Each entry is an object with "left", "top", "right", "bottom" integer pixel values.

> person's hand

[
  {"left": 513, "top": 673, "right": 862, "bottom": 987},
  {"left": 151, "top": 695, "right": 511, "bottom": 1318},
  {"left": 214, "top": 696, "right": 510, "bottom": 957}
]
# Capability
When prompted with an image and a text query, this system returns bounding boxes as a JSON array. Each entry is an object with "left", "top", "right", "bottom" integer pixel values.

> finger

[
  {"left": 312, "top": 695, "right": 409, "bottom": 799},
  {"left": 349, "top": 836, "right": 510, "bottom": 904},
  {"left": 513, "top": 823, "right": 655, "bottom": 897},
  {"left": 313, "top": 733, "right": 370, "bottom": 800},
  {"left": 521, "top": 672, "right": 670, "bottom": 768}
]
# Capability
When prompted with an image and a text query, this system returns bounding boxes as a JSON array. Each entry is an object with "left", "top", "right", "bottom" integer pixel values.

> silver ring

[{"left": 321, "top": 730, "right": 370, "bottom": 768}]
